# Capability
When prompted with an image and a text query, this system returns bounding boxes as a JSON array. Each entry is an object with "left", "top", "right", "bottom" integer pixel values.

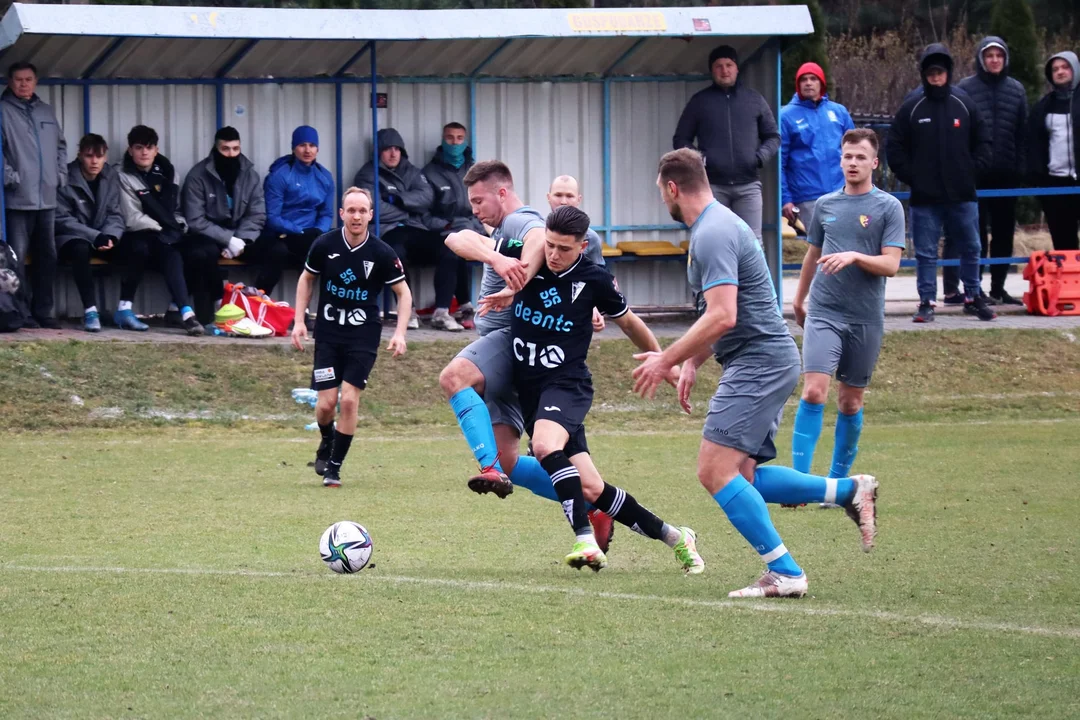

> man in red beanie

[{"left": 780, "top": 62, "right": 854, "bottom": 230}]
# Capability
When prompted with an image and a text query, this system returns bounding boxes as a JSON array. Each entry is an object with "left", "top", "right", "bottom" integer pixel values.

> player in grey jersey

[{"left": 791, "top": 128, "right": 905, "bottom": 503}]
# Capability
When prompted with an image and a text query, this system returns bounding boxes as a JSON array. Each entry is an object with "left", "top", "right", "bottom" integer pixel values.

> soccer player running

[
  {"left": 632, "top": 149, "right": 877, "bottom": 599},
  {"left": 292, "top": 187, "right": 411, "bottom": 488},
  {"left": 483, "top": 205, "right": 703, "bottom": 572},
  {"left": 791, "top": 129, "right": 905, "bottom": 507}
]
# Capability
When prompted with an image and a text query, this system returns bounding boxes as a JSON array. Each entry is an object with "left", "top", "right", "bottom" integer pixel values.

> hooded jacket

[
  {"left": 957, "top": 36, "right": 1028, "bottom": 179},
  {"left": 1028, "top": 51, "right": 1080, "bottom": 182},
  {"left": 116, "top": 152, "right": 187, "bottom": 243},
  {"left": 779, "top": 63, "right": 855, "bottom": 205},
  {"left": 182, "top": 151, "right": 266, "bottom": 247},
  {"left": 55, "top": 161, "right": 125, "bottom": 251},
  {"left": 1, "top": 89, "right": 68, "bottom": 211},
  {"left": 421, "top": 145, "right": 485, "bottom": 235},
  {"left": 353, "top": 128, "right": 433, "bottom": 231},
  {"left": 263, "top": 154, "right": 334, "bottom": 236},
  {"left": 886, "top": 44, "right": 992, "bottom": 205},
  {"left": 672, "top": 79, "right": 780, "bottom": 186}
]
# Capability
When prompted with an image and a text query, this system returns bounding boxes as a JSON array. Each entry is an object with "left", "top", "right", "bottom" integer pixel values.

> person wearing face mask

[
  {"left": 422, "top": 122, "right": 484, "bottom": 331},
  {"left": 887, "top": 43, "right": 995, "bottom": 323},
  {"left": 1029, "top": 51, "right": 1080, "bottom": 251},
  {"left": 182, "top": 126, "right": 266, "bottom": 324}
]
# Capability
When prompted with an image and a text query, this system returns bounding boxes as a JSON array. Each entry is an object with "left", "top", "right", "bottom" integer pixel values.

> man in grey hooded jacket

[
  {"left": 2, "top": 61, "right": 68, "bottom": 328},
  {"left": 1029, "top": 51, "right": 1080, "bottom": 251}
]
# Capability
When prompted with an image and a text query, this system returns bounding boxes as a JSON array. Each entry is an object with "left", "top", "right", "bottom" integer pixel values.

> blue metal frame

[
  {"left": 773, "top": 39, "right": 783, "bottom": 307},
  {"left": 371, "top": 42, "right": 380, "bottom": 237},
  {"left": 82, "top": 84, "right": 91, "bottom": 136},
  {"left": 335, "top": 41, "right": 372, "bottom": 78},
  {"left": 335, "top": 81, "right": 344, "bottom": 210},
  {"left": 469, "top": 39, "right": 514, "bottom": 77},
  {"left": 603, "top": 38, "right": 647, "bottom": 77},
  {"left": 82, "top": 38, "right": 126, "bottom": 79},
  {"left": 217, "top": 40, "right": 260, "bottom": 79},
  {"left": 37, "top": 74, "right": 712, "bottom": 87},
  {"left": 602, "top": 78, "right": 612, "bottom": 247},
  {"left": 468, "top": 80, "right": 477, "bottom": 156}
]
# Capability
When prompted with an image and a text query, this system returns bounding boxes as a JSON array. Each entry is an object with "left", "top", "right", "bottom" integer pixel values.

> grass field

[{"left": 2, "top": 332, "right": 1079, "bottom": 718}]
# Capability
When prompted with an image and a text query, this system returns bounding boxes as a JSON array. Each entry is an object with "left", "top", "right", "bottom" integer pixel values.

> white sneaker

[
  {"left": 431, "top": 311, "right": 464, "bottom": 332},
  {"left": 843, "top": 474, "right": 878, "bottom": 552},
  {"left": 406, "top": 313, "right": 419, "bottom": 330},
  {"left": 728, "top": 570, "right": 808, "bottom": 598},
  {"left": 818, "top": 503, "right": 840, "bottom": 509}
]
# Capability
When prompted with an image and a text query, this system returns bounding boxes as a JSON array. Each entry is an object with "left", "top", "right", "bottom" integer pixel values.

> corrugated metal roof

[{"left": 0, "top": 3, "right": 810, "bottom": 80}]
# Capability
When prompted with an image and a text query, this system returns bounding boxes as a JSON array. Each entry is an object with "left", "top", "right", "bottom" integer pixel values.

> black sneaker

[
  {"left": 164, "top": 309, "right": 184, "bottom": 328},
  {"left": 912, "top": 302, "right": 935, "bottom": 323},
  {"left": 36, "top": 316, "right": 61, "bottom": 330},
  {"left": 322, "top": 465, "right": 342, "bottom": 488},
  {"left": 964, "top": 295, "right": 997, "bottom": 321},
  {"left": 989, "top": 290, "right": 1023, "bottom": 306},
  {"left": 182, "top": 315, "right": 205, "bottom": 336},
  {"left": 980, "top": 290, "right": 996, "bottom": 306},
  {"left": 942, "top": 293, "right": 965, "bottom": 305},
  {"left": 314, "top": 436, "right": 332, "bottom": 476}
]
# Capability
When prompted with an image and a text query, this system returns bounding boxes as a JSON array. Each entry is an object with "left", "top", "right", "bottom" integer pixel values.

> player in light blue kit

[
  {"left": 633, "top": 149, "right": 878, "bottom": 598},
  {"left": 791, "top": 128, "right": 905, "bottom": 508}
]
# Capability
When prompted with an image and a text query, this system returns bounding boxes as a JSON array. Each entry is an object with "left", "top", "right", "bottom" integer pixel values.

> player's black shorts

[
  {"left": 519, "top": 377, "right": 593, "bottom": 456},
  {"left": 312, "top": 341, "right": 378, "bottom": 391}
]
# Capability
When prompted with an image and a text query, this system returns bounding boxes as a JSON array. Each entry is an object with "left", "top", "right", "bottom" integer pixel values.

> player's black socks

[
  {"left": 329, "top": 430, "right": 354, "bottom": 471},
  {"left": 540, "top": 451, "right": 591, "bottom": 535},
  {"left": 593, "top": 482, "right": 665, "bottom": 540},
  {"left": 318, "top": 422, "right": 334, "bottom": 442}
]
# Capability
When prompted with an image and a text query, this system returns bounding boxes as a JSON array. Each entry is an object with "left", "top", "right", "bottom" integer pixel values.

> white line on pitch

[{"left": 3, "top": 564, "right": 1077, "bottom": 641}]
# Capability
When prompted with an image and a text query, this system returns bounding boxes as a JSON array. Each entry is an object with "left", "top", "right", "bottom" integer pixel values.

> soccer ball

[{"left": 319, "top": 521, "right": 373, "bottom": 574}]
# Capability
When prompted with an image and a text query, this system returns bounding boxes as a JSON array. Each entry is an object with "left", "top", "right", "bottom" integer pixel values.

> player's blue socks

[
  {"left": 830, "top": 409, "right": 863, "bottom": 479},
  {"left": 713, "top": 476, "right": 803, "bottom": 577},
  {"left": 449, "top": 388, "right": 501, "bottom": 472},
  {"left": 791, "top": 400, "right": 825, "bottom": 473},
  {"left": 509, "top": 455, "right": 559, "bottom": 502},
  {"left": 752, "top": 465, "right": 856, "bottom": 507}
]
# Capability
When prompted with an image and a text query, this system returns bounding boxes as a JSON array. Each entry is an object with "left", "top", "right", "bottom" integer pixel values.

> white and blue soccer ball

[{"left": 319, "top": 521, "right": 373, "bottom": 574}]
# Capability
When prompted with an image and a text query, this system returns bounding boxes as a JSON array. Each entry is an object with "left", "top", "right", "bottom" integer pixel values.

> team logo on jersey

[
  {"left": 571, "top": 282, "right": 585, "bottom": 303},
  {"left": 346, "top": 308, "right": 367, "bottom": 325},
  {"left": 394, "top": 258, "right": 404, "bottom": 274},
  {"left": 859, "top": 215, "right": 872, "bottom": 228},
  {"left": 827, "top": 110, "right": 838, "bottom": 122},
  {"left": 340, "top": 268, "right": 357, "bottom": 285},
  {"left": 328, "top": 253, "right": 340, "bottom": 259},
  {"left": 953, "top": 118, "right": 961, "bottom": 128},
  {"left": 506, "top": 238, "right": 523, "bottom": 249},
  {"left": 824, "top": 216, "right": 837, "bottom": 223},
  {"left": 538, "top": 344, "right": 565, "bottom": 368},
  {"left": 363, "top": 260, "right": 374, "bottom": 279},
  {"left": 540, "top": 288, "right": 562, "bottom": 308}
]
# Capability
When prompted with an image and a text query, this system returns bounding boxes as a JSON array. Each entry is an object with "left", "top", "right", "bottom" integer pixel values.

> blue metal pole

[
  {"left": 370, "top": 42, "right": 379, "bottom": 238},
  {"left": 82, "top": 84, "right": 91, "bottom": 136},
  {"left": 602, "top": 78, "right": 612, "bottom": 248},
  {"left": 773, "top": 40, "right": 783, "bottom": 308},
  {"left": 215, "top": 82, "right": 223, "bottom": 130},
  {"left": 469, "top": 80, "right": 477, "bottom": 157},
  {"left": 335, "top": 80, "right": 343, "bottom": 220},
  {"left": 0, "top": 105, "right": 6, "bottom": 244}
]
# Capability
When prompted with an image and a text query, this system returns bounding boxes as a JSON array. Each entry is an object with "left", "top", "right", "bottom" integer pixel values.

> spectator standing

[
  {"left": 780, "top": 61, "right": 855, "bottom": 229},
  {"left": 887, "top": 43, "right": 996, "bottom": 323},
  {"left": 182, "top": 126, "right": 266, "bottom": 323},
  {"left": 547, "top": 174, "right": 609, "bottom": 334},
  {"left": 422, "top": 122, "right": 484, "bottom": 331},
  {"left": 355, "top": 127, "right": 436, "bottom": 330},
  {"left": 673, "top": 45, "right": 780, "bottom": 240},
  {"left": 116, "top": 125, "right": 204, "bottom": 336},
  {"left": 55, "top": 134, "right": 126, "bottom": 332},
  {"left": 940, "top": 37, "right": 1028, "bottom": 306},
  {"left": 2, "top": 61, "right": 67, "bottom": 328},
  {"left": 249, "top": 125, "right": 334, "bottom": 295},
  {"left": 1029, "top": 51, "right": 1080, "bottom": 251}
]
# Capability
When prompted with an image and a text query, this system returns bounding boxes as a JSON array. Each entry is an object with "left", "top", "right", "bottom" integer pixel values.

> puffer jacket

[
  {"left": 957, "top": 36, "right": 1028, "bottom": 179},
  {"left": 354, "top": 128, "right": 433, "bottom": 232},
  {"left": 1028, "top": 51, "right": 1080, "bottom": 182},
  {"left": 116, "top": 153, "right": 187, "bottom": 243},
  {"left": 182, "top": 152, "right": 266, "bottom": 247},
  {"left": 421, "top": 145, "right": 485, "bottom": 235},
  {"left": 1, "top": 89, "right": 67, "bottom": 210},
  {"left": 263, "top": 154, "right": 335, "bottom": 236},
  {"left": 55, "top": 161, "right": 125, "bottom": 251}
]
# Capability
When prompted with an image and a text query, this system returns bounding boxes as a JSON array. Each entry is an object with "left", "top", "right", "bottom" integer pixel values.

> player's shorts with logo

[
  {"left": 312, "top": 341, "right": 378, "bottom": 391},
  {"left": 704, "top": 357, "right": 800, "bottom": 464},
  {"left": 454, "top": 327, "right": 524, "bottom": 434},
  {"left": 801, "top": 315, "right": 883, "bottom": 388},
  {"left": 519, "top": 377, "right": 592, "bottom": 457}
]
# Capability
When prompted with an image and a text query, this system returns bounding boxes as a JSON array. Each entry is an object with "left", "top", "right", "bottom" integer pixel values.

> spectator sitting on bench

[
  {"left": 182, "top": 126, "right": 266, "bottom": 321},
  {"left": 248, "top": 125, "right": 334, "bottom": 296},
  {"left": 356, "top": 127, "right": 438, "bottom": 330},
  {"left": 55, "top": 134, "right": 127, "bottom": 332},
  {"left": 116, "top": 124, "right": 205, "bottom": 336}
]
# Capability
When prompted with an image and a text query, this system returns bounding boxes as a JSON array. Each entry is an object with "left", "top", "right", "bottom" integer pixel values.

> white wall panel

[{"left": 36, "top": 85, "right": 82, "bottom": 165}]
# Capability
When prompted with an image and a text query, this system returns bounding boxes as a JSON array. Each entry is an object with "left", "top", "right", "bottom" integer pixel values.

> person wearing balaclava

[
  {"left": 887, "top": 43, "right": 995, "bottom": 323},
  {"left": 421, "top": 122, "right": 485, "bottom": 331},
  {"left": 1029, "top": 51, "right": 1080, "bottom": 251},
  {"left": 673, "top": 44, "right": 780, "bottom": 241},
  {"left": 354, "top": 127, "right": 436, "bottom": 330},
  {"left": 252, "top": 125, "right": 335, "bottom": 296},
  {"left": 181, "top": 126, "right": 266, "bottom": 324}
]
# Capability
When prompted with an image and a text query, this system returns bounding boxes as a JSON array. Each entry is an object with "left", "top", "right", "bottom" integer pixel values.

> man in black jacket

[
  {"left": 941, "top": 37, "right": 1028, "bottom": 305},
  {"left": 1029, "top": 51, "right": 1080, "bottom": 251},
  {"left": 673, "top": 45, "right": 780, "bottom": 240},
  {"left": 887, "top": 43, "right": 996, "bottom": 322}
]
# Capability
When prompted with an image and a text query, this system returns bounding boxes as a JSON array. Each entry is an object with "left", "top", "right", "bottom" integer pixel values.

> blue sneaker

[
  {"left": 83, "top": 310, "right": 101, "bottom": 333},
  {"left": 113, "top": 309, "right": 149, "bottom": 332}
]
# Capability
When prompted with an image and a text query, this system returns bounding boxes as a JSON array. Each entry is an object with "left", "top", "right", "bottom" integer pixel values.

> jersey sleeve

[
  {"left": 698, "top": 231, "right": 742, "bottom": 290},
  {"left": 380, "top": 244, "right": 407, "bottom": 286},
  {"left": 304, "top": 237, "right": 326, "bottom": 274},
  {"left": 593, "top": 270, "right": 629, "bottom": 318},
  {"left": 881, "top": 198, "right": 907, "bottom": 250},
  {"left": 807, "top": 197, "right": 826, "bottom": 248}
]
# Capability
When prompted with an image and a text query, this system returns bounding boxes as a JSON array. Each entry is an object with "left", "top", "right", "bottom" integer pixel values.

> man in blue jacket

[
  {"left": 247, "top": 125, "right": 334, "bottom": 295},
  {"left": 780, "top": 62, "right": 855, "bottom": 229}
]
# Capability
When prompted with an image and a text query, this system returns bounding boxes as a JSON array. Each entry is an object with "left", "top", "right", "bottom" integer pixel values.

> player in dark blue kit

[
  {"left": 291, "top": 187, "right": 412, "bottom": 488},
  {"left": 484, "top": 205, "right": 704, "bottom": 572}
]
